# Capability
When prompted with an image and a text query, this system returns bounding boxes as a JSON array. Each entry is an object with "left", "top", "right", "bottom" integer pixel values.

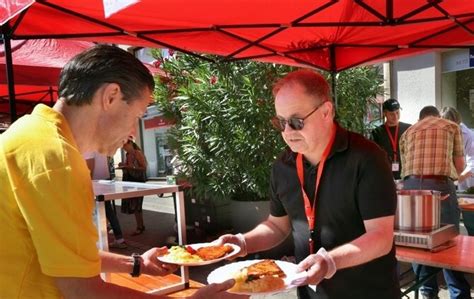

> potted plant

[{"left": 153, "top": 50, "right": 291, "bottom": 235}]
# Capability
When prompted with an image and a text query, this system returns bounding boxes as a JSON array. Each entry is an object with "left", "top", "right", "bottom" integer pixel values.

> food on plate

[
  {"left": 164, "top": 244, "right": 235, "bottom": 263},
  {"left": 230, "top": 259, "right": 286, "bottom": 293},
  {"left": 166, "top": 245, "right": 203, "bottom": 263},
  {"left": 196, "top": 244, "right": 234, "bottom": 260}
]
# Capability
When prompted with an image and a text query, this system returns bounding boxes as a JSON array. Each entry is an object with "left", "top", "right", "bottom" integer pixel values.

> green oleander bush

[{"left": 153, "top": 50, "right": 383, "bottom": 201}]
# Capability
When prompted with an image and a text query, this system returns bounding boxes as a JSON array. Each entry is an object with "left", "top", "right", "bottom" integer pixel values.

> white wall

[
  {"left": 392, "top": 53, "right": 440, "bottom": 124},
  {"left": 441, "top": 72, "right": 457, "bottom": 109},
  {"left": 135, "top": 47, "right": 155, "bottom": 64},
  {"left": 142, "top": 127, "right": 158, "bottom": 178}
]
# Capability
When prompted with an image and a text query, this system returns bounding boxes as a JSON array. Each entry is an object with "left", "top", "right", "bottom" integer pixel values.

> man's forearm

[
  {"left": 244, "top": 217, "right": 291, "bottom": 254},
  {"left": 328, "top": 217, "right": 394, "bottom": 270},
  {"left": 99, "top": 250, "right": 134, "bottom": 274},
  {"left": 454, "top": 156, "right": 465, "bottom": 176}
]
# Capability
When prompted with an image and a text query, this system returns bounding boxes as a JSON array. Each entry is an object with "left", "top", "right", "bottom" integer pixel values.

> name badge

[{"left": 392, "top": 162, "right": 400, "bottom": 172}]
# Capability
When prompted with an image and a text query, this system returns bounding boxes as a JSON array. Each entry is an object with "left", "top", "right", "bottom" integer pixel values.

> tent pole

[
  {"left": 49, "top": 86, "right": 54, "bottom": 106},
  {"left": 1, "top": 25, "right": 17, "bottom": 123},
  {"left": 331, "top": 71, "right": 337, "bottom": 108},
  {"left": 329, "top": 45, "right": 338, "bottom": 108}
]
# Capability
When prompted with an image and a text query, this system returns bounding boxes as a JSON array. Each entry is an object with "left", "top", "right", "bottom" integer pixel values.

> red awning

[
  {"left": 0, "top": 39, "right": 93, "bottom": 85},
  {"left": 0, "top": 39, "right": 163, "bottom": 116},
  {"left": 1, "top": 0, "right": 473, "bottom": 72},
  {"left": 0, "top": 39, "right": 94, "bottom": 116}
]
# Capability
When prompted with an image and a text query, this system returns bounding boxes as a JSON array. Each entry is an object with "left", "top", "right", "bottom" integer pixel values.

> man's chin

[{"left": 288, "top": 144, "right": 305, "bottom": 154}]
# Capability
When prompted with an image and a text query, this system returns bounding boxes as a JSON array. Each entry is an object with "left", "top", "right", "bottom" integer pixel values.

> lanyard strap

[
  {"left": 384, "top": 124, "right": 399, "bottom": 162},
  {"left": 296, "top": 123, "right": 336, "bottom": 254}
]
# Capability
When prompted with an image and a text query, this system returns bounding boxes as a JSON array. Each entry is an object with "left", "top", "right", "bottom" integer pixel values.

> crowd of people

[
  {"left": 1, "top": 43, "right": 473, "bottom": 299},
  {"left": 370, "top": 98, "right": 474, "bottom": 299}
]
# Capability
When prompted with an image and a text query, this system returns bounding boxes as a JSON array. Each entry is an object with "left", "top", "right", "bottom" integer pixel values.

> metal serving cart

[{"left": 92, "top": 180, "right": 189, "bottom": 295}]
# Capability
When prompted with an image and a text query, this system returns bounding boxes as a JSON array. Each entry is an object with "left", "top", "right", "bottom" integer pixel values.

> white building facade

[{"left": 389, "top": 49, "right": 474, "bottom": 127}]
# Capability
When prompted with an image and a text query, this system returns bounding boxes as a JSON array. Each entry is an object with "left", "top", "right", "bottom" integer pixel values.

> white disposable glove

[{"left": 316, "top": 247, "right": 337, "bottom": 279}]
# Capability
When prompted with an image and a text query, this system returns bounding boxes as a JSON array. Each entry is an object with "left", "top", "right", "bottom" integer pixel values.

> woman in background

[
  {"left": 441, "top": 106, "right": 474, "bottom": 189},
  {"left": 119, "top": 139, "right": 148, "bottom": 235}
]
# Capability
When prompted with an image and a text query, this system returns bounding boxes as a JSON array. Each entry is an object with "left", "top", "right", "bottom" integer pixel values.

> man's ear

[
  {"left": 322, "top": 101, "right": 333, "bottom": 119},
  {"left": 101, "top": 83, "right": 122, "bottom": 111}
]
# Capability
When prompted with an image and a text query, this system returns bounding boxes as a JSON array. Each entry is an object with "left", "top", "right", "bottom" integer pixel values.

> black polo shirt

[
  {"left": 270, "top": 123, "right": 399, "bottom": 299},
  {"left": 371, "top": 121, "right": 411, "bottom": 179}
]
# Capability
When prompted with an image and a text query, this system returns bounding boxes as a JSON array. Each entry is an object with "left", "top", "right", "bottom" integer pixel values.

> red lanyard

[
  {"left": 296, "top": 123, "right": 336, "bottom": 254},
  {"left": 384, "top": 124, "right": 399, "bottom": 162}
]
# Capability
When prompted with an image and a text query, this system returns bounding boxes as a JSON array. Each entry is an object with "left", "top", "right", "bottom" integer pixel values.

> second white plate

[{"left": 207, "top": 259, "right": 306, "bottom": 295}]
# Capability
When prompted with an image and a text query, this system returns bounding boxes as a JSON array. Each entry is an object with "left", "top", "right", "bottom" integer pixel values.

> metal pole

[
  {"left": 329, "top": 45, "right": 338, "bottom": 108},
  {"left": 331, "top": 71, "right": 337, "bottom": 108},
  {"left": 1, "top": 25, "right": 17, "bottom": 122},
  {"left": 49, "top": 86, "right": 54, "bottom": 106}
]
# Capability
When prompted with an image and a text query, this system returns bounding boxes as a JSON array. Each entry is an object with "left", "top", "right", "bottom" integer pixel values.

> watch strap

[{"left": 130, "top": 253, "right": 141, "bottom": 277}]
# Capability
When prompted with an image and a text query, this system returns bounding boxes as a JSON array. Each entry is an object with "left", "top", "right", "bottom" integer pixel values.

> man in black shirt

[
  {"left": 218, "top": 70, "right": 399, "bottom": 298},
  {"left": 371, "top": 98, "right": 411, "bottom": 179}
]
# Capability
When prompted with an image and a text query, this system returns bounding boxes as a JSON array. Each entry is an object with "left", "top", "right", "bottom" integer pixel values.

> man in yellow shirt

[{"left": 0, "top": 45, "right": 234, "bottom": 298}]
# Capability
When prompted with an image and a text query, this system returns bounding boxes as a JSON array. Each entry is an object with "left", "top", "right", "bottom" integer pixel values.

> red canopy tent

[
  {"left": 1, "top": 0, "right": 473, "bottom": 120},
  {"left": 0, "top": 38, "right": 163, "bottom": 123},
  {"left": 0, "top": 39, "right": 93, "bottom": 118},
  {"left": 2, "top": 0, "right": 473, "bottom": 71}
]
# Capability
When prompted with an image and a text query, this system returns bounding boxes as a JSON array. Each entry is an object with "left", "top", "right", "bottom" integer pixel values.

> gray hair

[{"left": 59, "top": 44, "right": 154, "bottom": 106}]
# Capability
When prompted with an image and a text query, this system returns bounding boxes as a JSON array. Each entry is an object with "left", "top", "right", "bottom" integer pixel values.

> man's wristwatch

[{"left": 130, "top": 253, "right": 142, "bottom": 277}]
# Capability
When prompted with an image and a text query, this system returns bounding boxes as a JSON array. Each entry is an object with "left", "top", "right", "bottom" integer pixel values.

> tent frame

[
  {"left": 6, "top": 0, "right": 474, "bottom": 72},
  {"left": 2, "top": 0, "right": 474, "bottom": 121}
]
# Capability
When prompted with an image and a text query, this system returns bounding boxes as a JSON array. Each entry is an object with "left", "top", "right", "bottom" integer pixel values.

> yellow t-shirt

[{"left": 0, "top": 105, "right": 100, "bottom": 298}]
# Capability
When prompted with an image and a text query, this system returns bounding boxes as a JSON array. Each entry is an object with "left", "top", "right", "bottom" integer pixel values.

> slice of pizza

[{"left": 231, "top": 260, "right": 286, "bottom": 293}]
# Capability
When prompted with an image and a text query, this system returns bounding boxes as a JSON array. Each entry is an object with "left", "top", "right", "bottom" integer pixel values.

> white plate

[
  {"left": 207, "top": 259, "right": 307, "bottom": 295},
  {"left": 157, "top": 243, "right": 240, "bottom": 266}
]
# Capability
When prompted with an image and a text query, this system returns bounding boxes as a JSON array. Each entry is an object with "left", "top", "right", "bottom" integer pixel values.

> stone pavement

[{"left": 107, "top": 187, "right": 474, "bottom": 299}]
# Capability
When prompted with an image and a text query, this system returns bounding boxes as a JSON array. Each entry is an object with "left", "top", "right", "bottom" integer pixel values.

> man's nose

[{"left": 283, "top": 122, "right": 296, "bottom": 132}]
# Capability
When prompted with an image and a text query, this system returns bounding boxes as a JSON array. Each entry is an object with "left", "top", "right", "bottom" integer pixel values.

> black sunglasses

[{"left": 271, "top": 101, "right": 327, "bottom": 132}]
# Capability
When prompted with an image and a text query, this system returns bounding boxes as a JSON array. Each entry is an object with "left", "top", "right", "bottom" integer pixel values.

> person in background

[
  {"left": 0, "top": 44, "right": 235, "bottom": 298},
  {"left": 441, "top": 106, "right": 474, "bottom": 190},
  {"left": 217, "top": 69, "right": 400, "bottom": 298},
  {"left": 119, "top": 138, "right": 147, "bottom": 236},
  {"left": 371, "top": 98, "right": 411, "bottom": 180},
  {"left": 85, "top": 151, "right": 127, "bottom": 249},
  {"left": 400, "top": 105, "right": 471, "bottom": 299}
]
